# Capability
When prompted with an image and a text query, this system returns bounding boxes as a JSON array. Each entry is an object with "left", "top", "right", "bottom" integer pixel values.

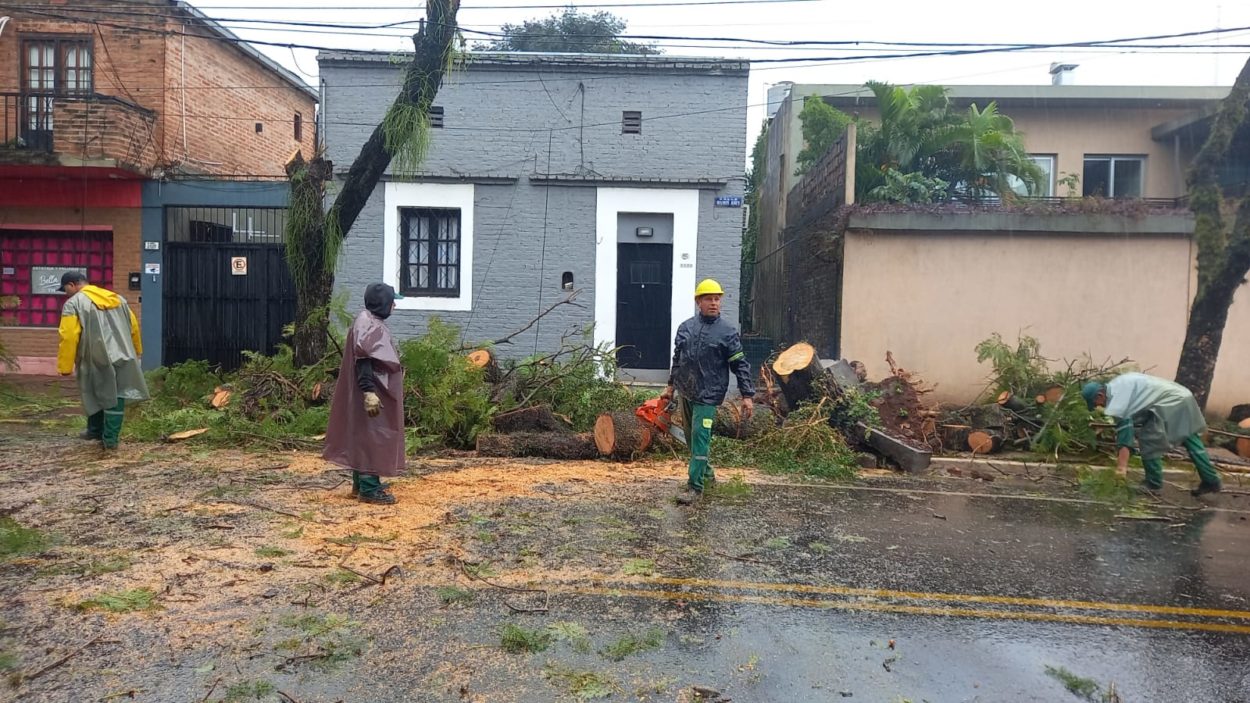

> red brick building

[{"left": 0, "top": 0, "right": 317, "bottom": 371}]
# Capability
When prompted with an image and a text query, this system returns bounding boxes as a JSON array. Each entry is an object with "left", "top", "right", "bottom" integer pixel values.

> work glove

[{"left": 363, "top": 392, "right": 382, "bottom": 417}]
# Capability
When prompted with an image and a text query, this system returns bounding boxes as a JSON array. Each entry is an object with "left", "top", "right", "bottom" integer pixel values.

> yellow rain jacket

[{"left": 58, "top": 285, "right": 150, "bottom": 416}]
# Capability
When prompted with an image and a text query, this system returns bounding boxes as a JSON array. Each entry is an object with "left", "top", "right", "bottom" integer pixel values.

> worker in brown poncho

[{"left": 323, "top": 283, "right": 406, "bottom": 504}]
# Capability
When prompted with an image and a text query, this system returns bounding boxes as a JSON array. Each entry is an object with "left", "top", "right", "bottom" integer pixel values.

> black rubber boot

[{"left": 359, "top": 490, "right": 397, "bottom": 505}]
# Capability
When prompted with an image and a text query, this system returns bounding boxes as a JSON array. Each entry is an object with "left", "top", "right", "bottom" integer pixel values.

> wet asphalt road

[{"left": 359, "top": 479, "right": 1250, "bottom": 703}]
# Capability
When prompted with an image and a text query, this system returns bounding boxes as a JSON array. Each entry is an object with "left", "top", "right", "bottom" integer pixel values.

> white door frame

[{"left": 594, "top": 187, "right": 700, "bottom": 354}]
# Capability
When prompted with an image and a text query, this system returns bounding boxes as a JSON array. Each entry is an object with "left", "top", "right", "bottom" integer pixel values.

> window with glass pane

[
  {"left": 1009, "top": 155, "right": 1055, "bottom": 197},
  {"left": 63, "top": 44, "right": 92, "bottom": 93},
  {"left": 1083, "top": 156, "right": 1143, "bottom": 198},
  {"left": 401, "top": 208, "right": 461, "bottom": 296}
]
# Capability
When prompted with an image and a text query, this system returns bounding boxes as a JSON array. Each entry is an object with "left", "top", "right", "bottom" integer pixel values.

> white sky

[{"left": 198, "top": 0, "right": 1250, "bottom": 147}]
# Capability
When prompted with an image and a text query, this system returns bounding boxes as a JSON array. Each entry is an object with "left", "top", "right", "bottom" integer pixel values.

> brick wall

[
  {"left": 322, "top": 56, "right": 749, "bottom": 353},
  {"left": 0, "top": 206, "right": 142, "bottom": 361},
  {"left": 0, "top": 1, "right": 316, "bottom": 177},
  {"left": 166, "top": 25, "right": 316, "bottom": 176},
  {"left": 52, "top": 96, "right": 159, "bottom": 171}
]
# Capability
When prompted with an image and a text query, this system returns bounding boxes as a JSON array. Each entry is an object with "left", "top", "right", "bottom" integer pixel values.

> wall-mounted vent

[{"left": 622, "top": 111, "right": 642, "bottom": 135}]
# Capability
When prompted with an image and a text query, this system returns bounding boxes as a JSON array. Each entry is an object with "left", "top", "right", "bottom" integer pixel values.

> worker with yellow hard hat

[{"left": 662, "top": 278, "right": 755, "bottom": 505}]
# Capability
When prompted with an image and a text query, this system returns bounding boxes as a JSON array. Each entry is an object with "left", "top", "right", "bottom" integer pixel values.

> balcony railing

[{"left": 1, "top": 91, "right": 159, "bottom": 172}]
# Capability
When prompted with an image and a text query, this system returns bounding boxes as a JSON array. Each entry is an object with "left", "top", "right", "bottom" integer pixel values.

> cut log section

[
  {"left": 467, "top": 349, "right": 503, "bottom": 384},
  {"left": 1229, "top": 404, "right": 1250, "bottom": 424},
  {"left": 210, "top": 388, "right": 232, "bottom": 409},
  {"left": 967, "top": 430, "right": 1004, "bottom": 455},
  {"left": 1042, "top": 385, "right": 1065, "bottom": 405},
  {"left": 491, "top": 406, "right": 568, "bottom": 434},
  {"left": 996, "top": 391, "right": 1031, "bottom": 413},
  {"left": 593, "top": 411, "right": 653, "bottom": 461},
  {"left": 476, "top": 432, "right": 598, "bottom": 460},
  {"left": 940, "top": 424, "right": 972, "bottom": 451},
  {"left": 713, "top": 402, "right": 776, "bottom": 440},
  {"left": 772, "top": 342, "right": 825, "bottom": 410},
  {"left": 167, "top": 428, "right": 210, "bottom": 442},
  {"left": 1238, "top": 418, "right": 1250, "bottom": 459}
]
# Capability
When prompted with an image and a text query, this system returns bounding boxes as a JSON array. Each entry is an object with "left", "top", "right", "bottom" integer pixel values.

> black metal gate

[
  {"left": 615, "top": 242, "right": 673, "bottom": 370},
  {"left": 162, "top": 207, "right": 295, "bottom": 371}
]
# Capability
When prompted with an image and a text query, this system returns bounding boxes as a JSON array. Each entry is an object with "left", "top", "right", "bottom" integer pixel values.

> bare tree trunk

[
  {"left": 1176, "top": 198, "right": 1250, "bottom": 408},
  {"left": 1175, "top": 57, "right": 1250, "bottom": 409},
  {"left": 286, "top": 0, "right": 461, "bottom": 367}
]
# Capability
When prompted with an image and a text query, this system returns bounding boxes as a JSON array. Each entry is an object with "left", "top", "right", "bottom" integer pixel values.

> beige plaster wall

[{"left": 840, "top": 229, "right": 1250, "bottom": 417}]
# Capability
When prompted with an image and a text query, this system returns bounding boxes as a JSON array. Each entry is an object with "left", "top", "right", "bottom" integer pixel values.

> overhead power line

[{"left": 8, "top": 3, "right": 1249, "bottom": 51}]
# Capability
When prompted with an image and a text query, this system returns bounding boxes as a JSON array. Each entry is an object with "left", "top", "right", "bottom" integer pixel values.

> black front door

[
  {"left": 163, "top": 243, "right": 296, "bottom": 371},
  {"left": 616, "top": 243, "right": 672, "bottom": 370}
]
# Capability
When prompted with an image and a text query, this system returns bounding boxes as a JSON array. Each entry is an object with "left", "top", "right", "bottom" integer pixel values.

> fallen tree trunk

[
  {"left": 491, "top": 406, "right": 567, "bottom": 434},
  {"left": 772, "top": 342, "right": 824, "bottom": 410},
  {"left": 476, "top": 432, "right": 598, "bottom": 460},
  {"left": 968, "top": 430, "right": 1004, "bottom": 455},
  {"left": 713, "top": 402, "right": 776, "bottom": 440},
  {"left": 594, "top": 411, "right": 653, "bottom": 460}
]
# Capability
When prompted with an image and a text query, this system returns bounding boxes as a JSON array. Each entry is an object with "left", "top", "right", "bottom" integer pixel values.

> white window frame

[
  {"left": 1009, "top": 155, "right": 1056, "bottom": 197},
  {"left": 1083, "top": 156, "right": 1145, "bottom": 198},
  {"left": 383, "top": 181, "right": 474, "bottom": 311}
]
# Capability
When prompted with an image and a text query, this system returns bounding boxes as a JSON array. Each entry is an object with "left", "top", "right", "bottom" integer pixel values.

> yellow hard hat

[{"left": 694, "top": 279, "right": 724, "bottom": 298}]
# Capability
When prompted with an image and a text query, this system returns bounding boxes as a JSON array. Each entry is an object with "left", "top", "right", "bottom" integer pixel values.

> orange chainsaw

[{"left": 635, "top": 397, "right": 687, "bottom": 446}]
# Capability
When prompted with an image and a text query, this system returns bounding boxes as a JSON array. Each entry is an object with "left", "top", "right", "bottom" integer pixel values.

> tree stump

[
  {"left": 772, "top": 342, "right": 824, "bottom": 410},
  {"left": 476, "top": 432, "right": 599, "bottom": 460},
  {"left": 713, "top": 402, "right": 776, "bottom": 440},
  {"left": 468, "top": 349, "right": 503, "bottom": 384},
  {"left": 491, "top": 406, "right": 567, "bottom": 434},
  {"left": 967, "top": 430, "right": 1004, "bottom": 455},
  {"left": 593, "top": 411, "right": 653, "bottom": 461}
]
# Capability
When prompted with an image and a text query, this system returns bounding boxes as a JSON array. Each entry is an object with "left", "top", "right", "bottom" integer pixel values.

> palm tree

[{"left": 852, "top": 83, "right": 1042, "bottom": 202}]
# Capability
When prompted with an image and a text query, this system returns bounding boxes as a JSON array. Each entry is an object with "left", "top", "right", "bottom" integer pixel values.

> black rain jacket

[{"left": 668, "top": 314, "right": 755, "bottom": 406}]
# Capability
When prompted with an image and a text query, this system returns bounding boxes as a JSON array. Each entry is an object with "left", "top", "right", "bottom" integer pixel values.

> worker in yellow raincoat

[{"left": 57, "top": 271, "right": 149, "bottom": 450}]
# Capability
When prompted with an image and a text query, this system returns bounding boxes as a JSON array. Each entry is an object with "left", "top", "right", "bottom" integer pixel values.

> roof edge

[
  {"left": 318, "top": 49, "right": 749, "bottom": 74},
  {"left": 173, "top": 0, "right": 318, "bottom": 101}
]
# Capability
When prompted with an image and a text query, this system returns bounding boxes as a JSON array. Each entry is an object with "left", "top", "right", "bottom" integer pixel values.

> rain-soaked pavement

[
  {"left": 360, "top": 480, "right": 1250, "bottom": 703},
  {"left": 3, "top": 420, "right": 1249, "bottom": 703}
]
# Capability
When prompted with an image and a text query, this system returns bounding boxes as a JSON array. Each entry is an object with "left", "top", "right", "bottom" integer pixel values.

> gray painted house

[{"left": 318, "top": 52, "right": 749, "bottom": 373}]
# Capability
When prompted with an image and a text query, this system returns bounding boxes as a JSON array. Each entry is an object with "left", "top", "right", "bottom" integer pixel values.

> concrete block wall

[{"left": 321, "top": 55, "right": 750, "bottom": 352}]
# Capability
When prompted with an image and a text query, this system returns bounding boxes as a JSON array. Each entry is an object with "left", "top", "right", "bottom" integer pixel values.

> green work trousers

[
  {"left": 86, "top": 397, "right": 125, "bottom": 449},
  {"left": 681, "top": 400, "right": 717, "bottom": 492},
  {"left": 1140, "top": 434, "right": 1221, "bottom": 489}
]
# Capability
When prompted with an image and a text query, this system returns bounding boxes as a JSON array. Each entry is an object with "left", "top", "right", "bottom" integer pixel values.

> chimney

[{"left": 1050, "top": 63, "right": 1078, "bottom": 86}]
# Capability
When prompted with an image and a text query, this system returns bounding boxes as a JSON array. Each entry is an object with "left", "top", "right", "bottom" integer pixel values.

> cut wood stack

[{"left": 593, "top": 411, "right": 653, "bottom": 460}]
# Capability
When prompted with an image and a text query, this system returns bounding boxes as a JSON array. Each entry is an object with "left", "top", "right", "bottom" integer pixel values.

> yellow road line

[
  {"left": 570, "top": 576, "right": 1250, "bottom": 621},
  {"left": 560, "top": 586, "right": 1250, "bottom": 635}
]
